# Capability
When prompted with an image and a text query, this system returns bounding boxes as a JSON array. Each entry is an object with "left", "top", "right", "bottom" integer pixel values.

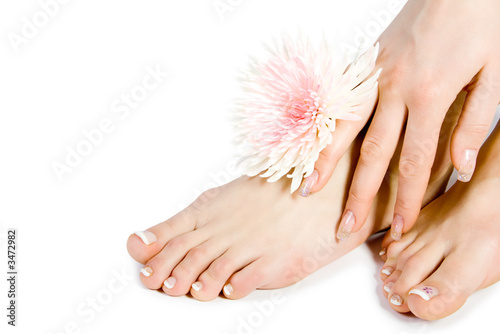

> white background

[{"left": 1, "top": 0, "right": 500, "bottom": 333}]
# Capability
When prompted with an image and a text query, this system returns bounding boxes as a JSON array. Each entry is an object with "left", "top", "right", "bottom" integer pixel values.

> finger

[
  {"left": 304, "top": 74, "right": 380, "bottom": 196},
  {"left": 451, "top": 71, "right": 500, "bottom": 182},
  {"left": 391, "top": 106, "right": 448, "bottom": 239},
  {"left": 336, "top": 97, "right": 406, "bottom": 240}
]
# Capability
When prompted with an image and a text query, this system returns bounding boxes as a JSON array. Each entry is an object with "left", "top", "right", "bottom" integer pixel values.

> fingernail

[
  {"left": 383, "top": 281, "right": 394, "bottom": 293},
  {"left": 381, "top": 267, "right": 394, "bottom": 276},
  {"left": 163, "top": 277, "right": 176, "bottom": 289},
  {"left": 140, "top": 266, "right": 153, "bottom": 277},
  {"left": 390, "top": 294, "right": 403, "bottom": 306},
  {"left": 457, "top": 149, "right": 477, "bottom": 182},
  {"left": 336, "top": 210, "right": 355, "bottom": 241},
  {"left": 379, "top": 248, "right": 386, "bottom": 256},
  {"left": 223, "top": 283, "right": 233, "bottom": 296},
  {"left": 298, "top": 170, "right": 319, "bottom": 197},
  {"left": 135, "top": 231, "right": 157, "bottom": 245},
  {"left": 391, "top": 215, "right": 404, "bottom": 241},
  {"left": 192, "top": 282, "right": 202, "bottom": 292},
  {"left": 409, "top": 286, "right": 439, "bottom": 301}
]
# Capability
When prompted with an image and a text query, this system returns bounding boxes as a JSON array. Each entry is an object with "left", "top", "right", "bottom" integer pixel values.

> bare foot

[
  {"left": 126, "top": 93, "right": 464, "bottom": 301},
  {"left": 379, "top": 121, "right": 500, "bottom": 320}
]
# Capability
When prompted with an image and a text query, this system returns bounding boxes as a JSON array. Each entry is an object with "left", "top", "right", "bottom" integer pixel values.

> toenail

[
  {"left": 135, "top": 231, "right": 157, "bottom": 245},
  {"left": 409, "top": 286, "right": 439, "bottom": 301},
  {"left": 164, "top": 277, "right": 176, "bottom": 289},
  {"left": 223, "top": 283, "right": 233, "bottom": 296},
  {"left": 298, "top": 170, "right": 318, "bottom": 197},
  {"left": 390, "top": 294, "right": 403, "bottom": 306},
  {"left": 457, "top": 149, "right": 477, "bottom": 182},
  {"left": 391, "top": 215, "right": 404, "bottom": 241},
  {"left": 140, "top": 266, "right": 153, "bottom": 277},
  {"left": 337, "top": 210, "right": 355, "bottom": 241},
  {"left": 192, "top": 282, "right": 202, "bottom": 292},
  {"left": 381, "top": 267, "right": 394, "bottom": 276},
  {"left": 383, "top": 282, "right": 393, "bottom": 293},
  {"left": 379, "top": 248, "right": 386, "bottom": 256}
]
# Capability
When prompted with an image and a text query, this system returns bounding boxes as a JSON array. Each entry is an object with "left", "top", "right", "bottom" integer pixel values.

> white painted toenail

[
  {"left": 390, "top": 294, "right": 403, "bottom": 306},
  {"left": 223, "top": 284, "right": 233, "bottom": 296},
  {"left": 381, "top": 267, "right": 394, "bottom": 276},
  {"left": 164, "top": 277, "right": 176, "bottom": 289},
  {"left": 140, "top": 267, "right": 153, "bottom": 277},
  {"left": 192, "top": 282, "right": 202, "bottom": 292},
  {"left": 135, "top": 231, "right": 157, "bottom": 245},
  {"left": 383, "top": 282, "right": 393, "bottom": 293},
  {"left": 379, "top": 248, "right": 386, "bottom": 256},
  {"left": 409, "top": 287, "right": 438, "bottom": 301}
]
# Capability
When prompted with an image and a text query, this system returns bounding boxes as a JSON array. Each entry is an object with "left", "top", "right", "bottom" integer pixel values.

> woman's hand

[{"left": 309, "top": 0, "right": 500, "bottom": 240}]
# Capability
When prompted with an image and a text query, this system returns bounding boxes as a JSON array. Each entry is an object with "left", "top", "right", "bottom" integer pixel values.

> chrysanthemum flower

[{"left": 235, "top": 34, "right": 381, "bottom": 193}]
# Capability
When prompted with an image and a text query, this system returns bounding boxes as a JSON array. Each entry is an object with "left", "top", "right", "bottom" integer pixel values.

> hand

[{"left": 309, "top": 0, "right": 500, "bottom": 240}]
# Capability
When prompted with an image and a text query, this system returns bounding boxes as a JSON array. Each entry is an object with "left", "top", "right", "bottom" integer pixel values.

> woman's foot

[
  {"left": 126, "top": 93, "right": 463, "bottom": 302},
  {"left": 379, "top": 123, "right": 500, "bottom": 320}
]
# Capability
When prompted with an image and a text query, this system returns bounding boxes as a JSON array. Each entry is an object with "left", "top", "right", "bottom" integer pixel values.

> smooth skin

[{"left": 308, "top": 0, "right": 500, "bottom": 241}]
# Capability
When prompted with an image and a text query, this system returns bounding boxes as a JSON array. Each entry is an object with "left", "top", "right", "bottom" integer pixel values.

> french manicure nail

[
  {"left": 379, "top": 248, "right": 386, "bottom": 256},
  {"left": 298, "top": 170, "right": 319, "bottom": 197},
  {"left": 381, "top": 267, "right": 394, "bottom": 276},
  {"left": 457, "top": 149, "right": 477, "bottom": 182},
  {"left": 391, "top": 215, "right": 404, "bottom": 241},
  {"left": 192, "top": 282, "right": 202, "bottom": 292},
  {"left": 409, "top": 286, "right": 439, "bottom": 301},
  {"left": 223, "top": 283, "right": 233, "bottom": 296},
  {"left": 135, "top": 231, "right": 157, "bottom": 245},
  {"left": 383, "top": 282, "right": 394, "bottom": 293},
  {"left": 336, "top": 210, "right": 355, "bottom": 241},
  {"left": 164, "top": 277, "right": 176, "bottom": 289},
  {"left": 390, "top": 294, "right": 403, "bottom": 306},
  {"left": 140, "top": 266, "right": 153, "bottom": 277}
]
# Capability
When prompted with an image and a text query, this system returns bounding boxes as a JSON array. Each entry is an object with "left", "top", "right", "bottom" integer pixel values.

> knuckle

[
  {"left": 166, "top": 237, "right": 186, "bottom": 250},
  {"left": 209, "top": 259, "right": 233, "bottom": 279},
  {"left": 399, "top": 152, "right": 428, "bottom": 178},
  {"left": 348, "top": 190, "right": 372, "bottom": 207},
  {"left": 187, "top": 247, "right": 207, "bottom": 263},
  {"left": 360, "top": 135, "right": 386, "bottom": 166},
  {"left": 173, "top": 263, "right": 192, "bottom": 278},
  {"left": 457, "top": 122, "right": 490, "bottom": 138},
  {"left": 386, "top": 241, "right": 402, "bottom": 259}
]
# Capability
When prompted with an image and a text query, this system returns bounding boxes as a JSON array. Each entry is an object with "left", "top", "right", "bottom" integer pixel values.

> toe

[
  {"left": 223, "top": 258, "right": 275, "bottom": 300},
  {"left": 162, "top": 239, "right": 228, "bottom": 296},
  {"left": 140, "top": 230, "right": 208, "bottom": 290},
  {"left": 407, "top": 251, "right": 487, "bottom": 320},
  {"left": 190, "top": 249, "right": 257, "bottom": 302},
  {"left": 127, "top": 211, "right": 197, "bottom": 264},
  {"left": 380, "top": 237, "right": 422, "bottom": 281}
]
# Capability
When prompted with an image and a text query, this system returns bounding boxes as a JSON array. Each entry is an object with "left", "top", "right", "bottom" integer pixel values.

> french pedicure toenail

[
  {"left": 134, "top": 231, "right": 157, "bottom": 245},
  {"left": 391, "top": 215, "right": 404, "bottom": 241},
  {"left": 381, "top": 267, "right": 394, "bottom": 276},
  {"left": 223, "top": 284, "right": 233, "bottom": 296},
  {"left": 337, "top": 210, "right": 355, "bottom": 241},
  {"left": 409, "top": 286, "right": 439, "bottom": 301},
  {"left": 379, "top": 248, "right": 386, "bottom": 256},
  {"left": 457, "top": 149, "right": 477, "bottom": 182},
  {"left": 390, "top": 294, "right": 403, "bottom": 306},
  {"left": 192, "top": 282, "right": 202, "bottom": 292},
  {"left": 383, "top": 282, "right": 394, "bottom": 293},
  {"left": 164, "top": 277, "right": 176, "bottom": 289},
  {"left": 298, "top": 170, "right": 319, "bottom": 197},
  {"left": 140, "top": 267, "right": 153, "bottom": 277}
]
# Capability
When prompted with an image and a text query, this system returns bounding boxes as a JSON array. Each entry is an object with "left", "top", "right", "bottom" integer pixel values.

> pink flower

[{"left": 235, "top": 34, "right": 381, "bottom": 192}]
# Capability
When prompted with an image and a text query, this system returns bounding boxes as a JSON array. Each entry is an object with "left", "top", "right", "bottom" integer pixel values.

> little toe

[
  {"left": 140, "top": 230, "right": 208, "bottom": 290},
  {"left": 127, "top": 211, "right": 197, "bottom": 264},
  {"left": 407, "top": 251, "right": 487, "bottom": 320},
  {"left": 190, "top": 248, "right": 257, "bottom": 302},
  {"left": 162, "top": 239, "right": 228, "bottom": 296},
  {"left": 223, "top": 258, "right": 276, "bottom": 300}
]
